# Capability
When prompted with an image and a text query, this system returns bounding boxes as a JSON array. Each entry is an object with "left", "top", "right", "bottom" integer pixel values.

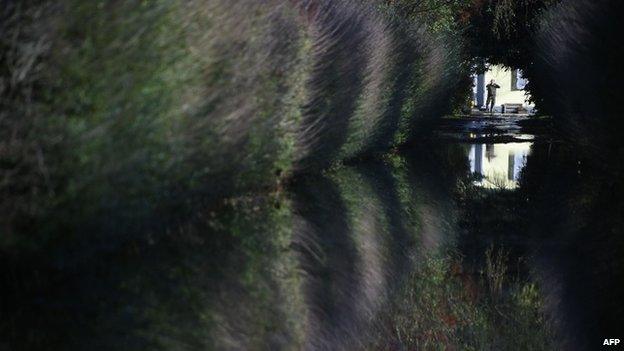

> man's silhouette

[{"left": 486, "top": 79, "right": 501, "bottom": 113}]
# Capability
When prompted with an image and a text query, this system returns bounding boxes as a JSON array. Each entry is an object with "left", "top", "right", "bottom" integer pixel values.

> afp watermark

[{"left": 604, "top": 339, "right": 620, "bottom": 346}]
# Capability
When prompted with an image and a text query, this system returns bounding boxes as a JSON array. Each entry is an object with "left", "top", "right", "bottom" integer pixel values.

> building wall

[
  {"left": 484, "top": 65, "right": 533, "bottom": 107},
  {"left": 475, "top": 65, "right": 534, "bottom": 112}
]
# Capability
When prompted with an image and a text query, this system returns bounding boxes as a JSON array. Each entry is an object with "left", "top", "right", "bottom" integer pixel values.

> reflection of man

[
  {"left": 508, "top": 153, "right": 516, "bottom": 181},
  {"left": 486, "top": 79, "right": 500, "bottom": 113},
  {"left": 486, "top": 144, "right": 495, "bottom": 161}
]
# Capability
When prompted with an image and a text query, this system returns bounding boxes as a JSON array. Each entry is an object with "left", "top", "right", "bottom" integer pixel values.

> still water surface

[
  {"left": 469, "top": 142, "right": 532, "bottom": 189},
  {"left": 2, "top": 137, "right": 623, "bottom": 351}
]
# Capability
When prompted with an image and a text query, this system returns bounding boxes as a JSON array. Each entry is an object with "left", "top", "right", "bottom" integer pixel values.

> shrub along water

[
  {"left": 0, "top": 0, "right": 466, "bottom": 251},
  {"left": 1, "top": 0, "right": 311, "bottom": 251},
  {"left": 529, "top": 0, "right": 624, "bottom": 149},
  {"left": 514, "top": 1, "right": 624, "bottom": 347}
]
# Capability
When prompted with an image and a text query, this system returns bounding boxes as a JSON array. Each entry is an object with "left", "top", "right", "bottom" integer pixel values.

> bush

[
  {"left": 0, "top": 0, "right": 467, "bottom": 251},
  {"left": 529, "top": 0, "right": 624, "bottom": 147}
]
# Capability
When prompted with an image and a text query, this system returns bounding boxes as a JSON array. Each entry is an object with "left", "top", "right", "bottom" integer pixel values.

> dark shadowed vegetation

[
  {"left": 2, "top": 0, "right": 624, "bottom": 350},
  {"left": 517, "top": 141, "right": 624, "bottom": 350},
  {"left": 0, "top": 0, "right": 467, "bottom": 253},
  {"left": 0, "top": 138, "right": 560, "bottom": 350},
  {"left": 530, "top": 0, "right": 624, "bottom": 147}
]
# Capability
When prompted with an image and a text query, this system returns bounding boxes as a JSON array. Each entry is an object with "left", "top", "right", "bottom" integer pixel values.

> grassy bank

[{"left": 0, "top": 0, "right": 467, "bottom": 251}]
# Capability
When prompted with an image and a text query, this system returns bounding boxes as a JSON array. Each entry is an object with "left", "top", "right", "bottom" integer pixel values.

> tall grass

[
  {"left": 0, "top": 0, "right": 467, "bottom": 250},
  {"left": 370, "top": 246, "right": 556, "bottom": 350}
]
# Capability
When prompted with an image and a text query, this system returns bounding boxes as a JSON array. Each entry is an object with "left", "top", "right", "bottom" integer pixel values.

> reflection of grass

[
  {"left": 0, "top": 191, "right": 307, "bottom": 349},
  {"left": 370, "top": 246, "right": 555, "bottom": 350},
  {"left": 131, "top": 193, "right": 306, "bottom": 350},
  {"left": 206, "top": 194, "right": 306, "bottom": 350}
]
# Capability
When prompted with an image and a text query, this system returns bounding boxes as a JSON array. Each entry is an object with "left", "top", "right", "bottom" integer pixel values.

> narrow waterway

[{"left": 2, "top": 117, "right": 622, "bottom": 350}]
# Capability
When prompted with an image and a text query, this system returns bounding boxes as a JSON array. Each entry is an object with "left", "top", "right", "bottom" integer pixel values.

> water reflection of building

[
  {"left": 474, "top": 144, "right": 483, "bottom": 175},
  {"left": 469, "top": 142, "right": 532, "bottom": 189}
]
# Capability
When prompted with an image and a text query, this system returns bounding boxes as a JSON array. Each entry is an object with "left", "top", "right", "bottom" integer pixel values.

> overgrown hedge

[
  {"left": 0, "top": 0, "right": 466, "bottom": 250},
  {"left": 526, "top": 0, "right": 623, "bottom": 148}
]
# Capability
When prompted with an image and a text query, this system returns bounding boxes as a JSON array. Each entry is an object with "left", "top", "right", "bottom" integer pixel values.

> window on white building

[{"left": 511, "top": 69, "right": 527, "bottom": 91}]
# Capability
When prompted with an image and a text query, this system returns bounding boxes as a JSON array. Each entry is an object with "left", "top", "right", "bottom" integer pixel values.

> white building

[{"left": 473, "top": 65, "right": 534, "bottom": 113}]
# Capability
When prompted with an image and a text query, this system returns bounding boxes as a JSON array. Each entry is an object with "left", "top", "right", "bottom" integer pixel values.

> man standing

[{"left": 486, "top": 79, "right": 501, "bottom": 113}]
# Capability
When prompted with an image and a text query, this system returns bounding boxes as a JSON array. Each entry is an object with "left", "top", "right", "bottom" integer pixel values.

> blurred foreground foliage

[{"left": 0, "top": 0, "right": 469, "bottom": 251}]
